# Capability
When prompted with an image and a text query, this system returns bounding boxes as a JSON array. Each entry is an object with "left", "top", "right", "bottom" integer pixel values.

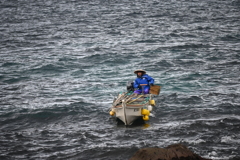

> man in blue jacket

[{"left": 133, "top": 69, "right": 154, "bottom": 94}]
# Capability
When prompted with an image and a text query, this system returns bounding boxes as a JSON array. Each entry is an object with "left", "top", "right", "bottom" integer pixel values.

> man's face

[{"left": 137, "top": 72, "right": 143, "bottom": 76}]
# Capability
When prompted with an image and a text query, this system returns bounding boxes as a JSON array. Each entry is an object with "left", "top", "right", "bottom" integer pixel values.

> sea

[{"left": 0, "top": 0, "right": 240, "bottom": 159}]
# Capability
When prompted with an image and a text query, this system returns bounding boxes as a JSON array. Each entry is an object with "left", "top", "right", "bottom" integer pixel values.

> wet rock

[{"left": 129, "top": 144, "right": 211, "bottom": 160}]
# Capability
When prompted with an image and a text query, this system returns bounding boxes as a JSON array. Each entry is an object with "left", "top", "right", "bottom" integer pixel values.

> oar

[
  {"left": 112, "top": 92, "right": 126, "bottom": 106},
  {"left": 127, "top": 95, "right": 143, "bottom": 104},
  {"left": 125, "top": 93, "right": 136, "bottom": 103},
  {"left": 112, "top": 91, "right": 132, "bottom": 106}
]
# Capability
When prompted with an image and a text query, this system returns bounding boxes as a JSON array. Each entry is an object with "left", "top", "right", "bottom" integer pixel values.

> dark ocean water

[{"left": 0, "top": 0, "right": 240, "bottom": 159}]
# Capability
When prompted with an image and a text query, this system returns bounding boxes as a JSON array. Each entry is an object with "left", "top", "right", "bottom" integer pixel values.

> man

[{"left": 133, "top": 69, "right": 154, "bottom": 94}]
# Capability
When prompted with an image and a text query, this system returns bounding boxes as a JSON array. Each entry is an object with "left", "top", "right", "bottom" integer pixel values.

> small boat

[{"left": 109, "top": 82, "right": 160, "bottom": 125}]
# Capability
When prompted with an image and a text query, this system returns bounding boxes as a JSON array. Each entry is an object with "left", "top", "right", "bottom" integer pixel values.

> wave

[{"left": 30, "top": 64, "right": 67, "bottom": 75}]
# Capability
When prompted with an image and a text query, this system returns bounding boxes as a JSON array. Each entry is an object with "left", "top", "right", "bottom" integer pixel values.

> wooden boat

[{"left": 109, "top": 92, "right": 156, "bottom": 125}]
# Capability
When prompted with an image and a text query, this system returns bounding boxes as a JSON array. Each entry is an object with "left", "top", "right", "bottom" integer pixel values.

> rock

[{"left": 129, "top": 144, "right": 212, "bottom": 160}]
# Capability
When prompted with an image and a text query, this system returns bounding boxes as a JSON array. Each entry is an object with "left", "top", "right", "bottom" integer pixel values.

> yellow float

[
  {"left": 143, "top": 115, "right": 149, "bottom": 121},
  {"left": 109, "top": 110, "right": 115, "bottom": 116},
  {"left": 149, "top": 99, "right": 155, "bottom": 106},
  {"left": 141, "top": 109, "right": 150, "bottom": 116}
]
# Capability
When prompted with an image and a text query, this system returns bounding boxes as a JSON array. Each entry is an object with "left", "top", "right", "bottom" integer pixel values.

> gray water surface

[{"left": 0, "top": 0, "right": 240, "bottom": 159}]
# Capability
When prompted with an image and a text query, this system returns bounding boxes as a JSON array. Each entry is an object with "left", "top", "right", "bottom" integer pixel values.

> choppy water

[{"left": 0, "top": 0, "right": 240, "bottom": 159}]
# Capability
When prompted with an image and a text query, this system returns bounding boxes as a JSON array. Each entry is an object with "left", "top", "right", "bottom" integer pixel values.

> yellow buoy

[
  {"left": 109, "top": 111, "right": 115, "bottom": 116},
  {"left": 149, "top": 100, "right": 155, "bottom": 106},
  {"left": 143, "top": 115, "right": 149, "bottom": 121},
  {"left": 141, "top": 109, "right": 150, "bottom": 116}
]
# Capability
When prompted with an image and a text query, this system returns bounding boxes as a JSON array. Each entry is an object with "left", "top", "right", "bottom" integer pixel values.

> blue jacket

[{"left": 133, "top": 74, "right": 154, "bottom": 91}]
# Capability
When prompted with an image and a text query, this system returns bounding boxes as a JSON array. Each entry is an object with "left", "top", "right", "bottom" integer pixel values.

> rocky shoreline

[{"left": 129, "top": 144, "right": 211, "bottom": 160}]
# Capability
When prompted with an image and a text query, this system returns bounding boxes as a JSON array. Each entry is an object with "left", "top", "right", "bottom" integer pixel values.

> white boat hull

[
  {"left": 110, "top": 92, "right": 155, "bottom": 125},
  {"left": 114, "top": 106, "right": 142, "bottom": 125}
]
